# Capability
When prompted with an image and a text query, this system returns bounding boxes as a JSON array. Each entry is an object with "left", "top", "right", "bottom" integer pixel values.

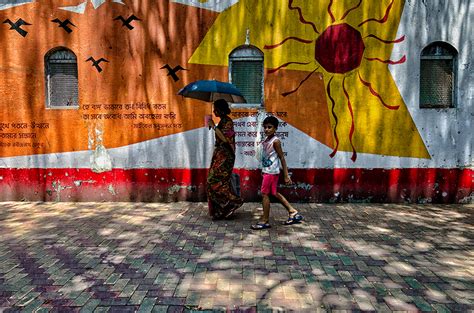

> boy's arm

[{"left": 273, "top": 139, "right": 292, "bottom": 185}]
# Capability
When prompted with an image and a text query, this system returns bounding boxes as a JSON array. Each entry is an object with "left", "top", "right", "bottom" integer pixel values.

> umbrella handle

[{"left": 209, "top": 105, "right": 213, "bottom": 130}]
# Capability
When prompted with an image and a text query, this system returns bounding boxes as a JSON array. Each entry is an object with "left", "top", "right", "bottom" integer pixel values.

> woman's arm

[
  {"left": 214, "top": 127, "right": 229, "bottom": 143},
  {"left": 274, "top": 139, "right": 292, "bottom": 184},
  {"left": 209, "top": 119, "right": 233, "bottom": 147}
]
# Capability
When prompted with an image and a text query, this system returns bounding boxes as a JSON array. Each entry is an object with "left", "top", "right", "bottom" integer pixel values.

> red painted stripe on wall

[{"left": 0, "top": 168, "right": 471, "bottom": 203}]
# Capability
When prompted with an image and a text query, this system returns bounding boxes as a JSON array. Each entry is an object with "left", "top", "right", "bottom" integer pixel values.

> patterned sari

[{"left": 207, "top": 115, "right": 243, "bottom": 219}]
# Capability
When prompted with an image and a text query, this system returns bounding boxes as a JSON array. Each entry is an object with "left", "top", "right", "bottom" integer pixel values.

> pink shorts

[{"left": 261, "top": 173, "right": 279, "bottom": 195}]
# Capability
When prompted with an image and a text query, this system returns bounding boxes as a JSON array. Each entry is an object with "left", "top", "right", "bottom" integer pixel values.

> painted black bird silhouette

[
  {"left": 51, "top": 18, "right": 76, "bottom": 34},
  {"left": 86, "top": 57, "right": 109, "bottom": 73},
  {"left": 113, "top": 15, "right": 141, "bottom": 30},
  {"left": 3, "top": 18, "right": 31, "bottom": 37},
  {"left": 160, "top": 64, "right": 187, "bottom": 82}
]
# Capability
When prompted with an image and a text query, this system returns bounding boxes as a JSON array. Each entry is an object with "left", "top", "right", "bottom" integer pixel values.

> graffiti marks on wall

[{"left": 2, "top": 18, "right": 31, "bottom": 37}]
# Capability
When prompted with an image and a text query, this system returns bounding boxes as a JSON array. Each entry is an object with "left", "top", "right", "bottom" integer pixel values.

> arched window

[
  {"left": 420, "top": 42, "right": 457, "bottom": 108},
  {"left": 229, "top": 44, "right": 264, "bottom": 107},
  {"left": 45, "top": 47, "right": 79, "bottom": 108}
]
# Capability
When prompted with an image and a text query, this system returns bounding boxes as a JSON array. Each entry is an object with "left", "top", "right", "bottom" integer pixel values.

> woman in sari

[{"left": 207, "top": 99, "right": 243, "bottom": 219}]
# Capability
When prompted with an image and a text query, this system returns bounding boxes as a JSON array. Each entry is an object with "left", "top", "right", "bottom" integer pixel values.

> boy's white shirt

[{"left": 259, "top": 135, "right": 281, "bottom": 174}]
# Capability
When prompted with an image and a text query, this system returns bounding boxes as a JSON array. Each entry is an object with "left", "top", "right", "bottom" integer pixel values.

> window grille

[
  {"left": 45, "top": 48, "right": 79, "bottom": 108},
  {"left": 420, "top": 42, "right": 457, "bottom": 108},
  {"left": 229, "top": 45, "right": 264, "bottom": 107}
]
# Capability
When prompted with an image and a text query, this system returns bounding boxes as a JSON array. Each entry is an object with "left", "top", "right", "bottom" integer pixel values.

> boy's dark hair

[
  {"left": 263, "top": 116, "right": 279, "bottom": 129},
  {"left": 213, "top": 99, "right": 231, "bottom": 115}
]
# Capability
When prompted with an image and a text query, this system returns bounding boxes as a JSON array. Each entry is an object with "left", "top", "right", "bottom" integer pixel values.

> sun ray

[
  {"left": 341, "top": 0, "right": 362, "bottom": 20},
  {"left": 358, "top": 72, "right": 400, "bottom": 110},
  {"left": 365, "top": 55, "right": 406, "bottom": 65},
  {"left": 328, "top": 0, "right": 336, "bottom": 23},
  {"left": 327, "top": 76, "right": 340, "bottom": 158},
  {"left": 358, "top": 0, "right": 394, "bottom": 27},
  {"left": 263, "top": 37, "right": 314, "bottom": 49},
  {"left": 282, "top": 66, "right": 320, "bottom": 96},
  {"left": 365, "top": 34, "right": 405, "bottom": 44},
  {"left": 342, "top": 76, "right": 357, "bottom": 162},
  {"left": 268, "top": 61, "right": 312, "bottom": 74},
  {"left": 288, "top": 0, "right": 319, "bottom": 34}
]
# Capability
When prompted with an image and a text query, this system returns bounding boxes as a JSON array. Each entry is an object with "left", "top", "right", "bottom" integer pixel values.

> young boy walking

[{"left": 251, "top": 116, "right": 303, "bottom": 230}]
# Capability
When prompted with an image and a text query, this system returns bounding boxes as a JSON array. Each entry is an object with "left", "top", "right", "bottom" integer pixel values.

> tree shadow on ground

[{"left": 0, "top": 201, "right": 472, "bottom": 312}]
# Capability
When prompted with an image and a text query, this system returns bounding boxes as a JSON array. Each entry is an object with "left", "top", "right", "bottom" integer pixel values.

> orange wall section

[{"left": 0, "top": 1, "right": 219, "bottom": 157}]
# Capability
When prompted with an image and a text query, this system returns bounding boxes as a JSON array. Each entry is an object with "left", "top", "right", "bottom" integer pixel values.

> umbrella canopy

[{"left": 178, "top": 80, "right": 246, "bottom": 103}]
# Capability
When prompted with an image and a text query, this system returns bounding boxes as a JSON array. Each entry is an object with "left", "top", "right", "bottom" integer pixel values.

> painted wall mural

[
  {"left": 0, "top": 1, "right": 33, "bottom": 11},
  {"left": 0, "top": 0, "right": 471, "bottom": 203},
  {"left": 0, "top": 0, "right": 221, "bottom": 158},
  {"left": 0, "top": 0, "right": 428, "bottom": 162},
  {"left": 190, "top": 0, "right": 429, "bottom": 161}
]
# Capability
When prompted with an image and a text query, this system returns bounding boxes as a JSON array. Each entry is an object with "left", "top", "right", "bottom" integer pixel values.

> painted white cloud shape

[
  {"left": 171, "top": 0, "right": 239, "bottom": 12},
  {"left": 0, "top": 0, "right": 34, "bottom": 11},
  {"left": 59, "top": 0, "right": 125, "bottom": 14},
  {"left": 0, "top": 0, "right": 125, "bottom": 13}
]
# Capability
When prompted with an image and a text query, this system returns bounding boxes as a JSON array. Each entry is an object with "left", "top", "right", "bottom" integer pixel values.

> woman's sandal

[
  {"left": 251, "top": 222, "right": 271, "bottom": 230},
  {"left": 283, "top": 213, "right": 303, "bottom": 225}
]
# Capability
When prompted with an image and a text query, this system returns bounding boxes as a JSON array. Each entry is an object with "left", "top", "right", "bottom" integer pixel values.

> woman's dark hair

[
  {"left": 263, "top": 116, "right": 279, "bottom": 129},
  {"left": 213, "top": 99, "right": 231, "bottom": 115}
]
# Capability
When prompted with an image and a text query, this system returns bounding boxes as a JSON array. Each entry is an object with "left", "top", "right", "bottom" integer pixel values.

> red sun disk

[{"left": 315, "top": 23, "right": 365, "bottom": 74}]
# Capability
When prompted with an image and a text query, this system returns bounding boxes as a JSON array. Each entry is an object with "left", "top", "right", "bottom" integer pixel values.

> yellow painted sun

[{"left": 189, "top": 0, "right": 430, "bottom": 161}]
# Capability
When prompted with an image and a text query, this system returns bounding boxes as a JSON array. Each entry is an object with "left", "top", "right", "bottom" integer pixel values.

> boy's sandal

[
  {"left": 251, "top": 222, "right": 271, "bottom": 230},
  {"left": 283, "top": 213, "right": 303, "bottom": 225}
]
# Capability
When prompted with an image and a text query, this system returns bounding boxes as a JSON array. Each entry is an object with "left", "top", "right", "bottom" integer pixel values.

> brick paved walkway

[{"left": 0, "top": 202, "right": 472, "bottom": 312}]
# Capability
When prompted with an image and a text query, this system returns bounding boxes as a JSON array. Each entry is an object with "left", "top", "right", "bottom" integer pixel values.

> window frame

[
  {"left": 44, "top": 47, "right": 80, "bottom": 110},
  {"left": 228, "top": 44, "right": 264, "bottom": 108},
  {"left": 419, "top": 41, "right": 457, "bottom": 109}
]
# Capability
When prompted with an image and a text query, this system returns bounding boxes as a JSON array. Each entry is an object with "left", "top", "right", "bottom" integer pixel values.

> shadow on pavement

[{"left": 0, "top": 201, "right": 472, "bottom": 312}]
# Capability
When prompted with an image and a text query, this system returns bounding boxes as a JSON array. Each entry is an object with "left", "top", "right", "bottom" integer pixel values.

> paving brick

[
  {"left": 405, "top": 277, "right": 424, "bottom": 289},
  {"left": 80, "top": 298, "right": 101, "bottom": 313},
  {"left": 128, "top": 290, "right": 148, "bottom": 305},
  {"left": 70, "top": 292, "right": 91, "bottom": 307},
  {"left": 413, "top": 296, "right": 434, "bottom": 312},
  {"left": 432, "top": 303, "right": 452, "bottom": 313},
  {"left": 118, "top": 284, "right": 138, "bottom": 298}
]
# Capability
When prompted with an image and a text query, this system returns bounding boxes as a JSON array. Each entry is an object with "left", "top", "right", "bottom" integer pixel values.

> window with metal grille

[
  {"left": 420, "top": 42, "right": 457, "bottom": 108},
  {"left": 229, "top": 45, "right": 264, "bottom": 107},
  {"left": 45, "top": 48, "right": 79, "bottom": 108}
]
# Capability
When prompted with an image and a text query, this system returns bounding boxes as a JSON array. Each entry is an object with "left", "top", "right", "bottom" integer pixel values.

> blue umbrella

[{"left": 178, "top": 80, "right": 246, "bottom": 103}]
